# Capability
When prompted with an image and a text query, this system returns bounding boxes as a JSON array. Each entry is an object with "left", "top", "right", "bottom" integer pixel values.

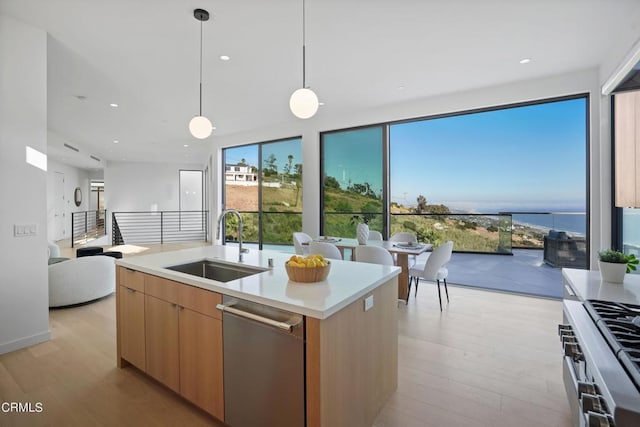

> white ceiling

[{"left": 2, "top": 0, "right": 640, "bottom": 170}]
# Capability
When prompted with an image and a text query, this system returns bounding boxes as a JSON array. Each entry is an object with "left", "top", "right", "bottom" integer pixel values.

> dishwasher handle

[{"left": 216, "top": 303, "right": 301, "bottom": 332}]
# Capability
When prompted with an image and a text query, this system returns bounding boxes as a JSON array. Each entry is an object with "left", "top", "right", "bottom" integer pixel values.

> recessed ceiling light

[
  {"left": 110, "top": 103, "right": 118, "bottom": 107},
  {"left": 319, "top": 102, "right": 325, "bottom": 106},
  {"left": 397, "top": 85, "right": 405, "bottom": 90},
  {"left": 519, "top": 58, "right": 531, "bottom": 64},
  {"left": 220, "top": 55, "right": 230, "bottom": 61},
  {"left": 113, "top": 140, "right": 119, "bottom": 144},
  {"left": 212, "top": 126, "right": 217, "bottom": 130},
  {"left": 184, "top": 144, "right": 189, "bottom": 147}
]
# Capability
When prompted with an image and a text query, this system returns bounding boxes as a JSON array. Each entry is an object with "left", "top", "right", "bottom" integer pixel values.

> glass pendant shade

[
  {"left": 289, "top": 88, "right": 319, "bottom": 119},
  {"left": 189, "top": 115, "right": 213, "bottom": 139}
]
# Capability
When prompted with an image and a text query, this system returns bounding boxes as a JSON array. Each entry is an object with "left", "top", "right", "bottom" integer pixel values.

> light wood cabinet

[
  {"left": 117, "top": 285, "right": 146, "bottom": 370},
  {"left": 179, "top": 307, "right": 224, "bottom": 419},
  {"left": 144, "top": 294, "right": 180, "bottom": 392},
  {"left": 615, "top": 90, "right": 640, "bottom": 207},
  {"left": 116, "top": 267, "right": 224, "bottom": 420}
]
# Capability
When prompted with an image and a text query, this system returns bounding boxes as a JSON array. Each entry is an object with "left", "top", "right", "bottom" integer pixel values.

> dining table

[{"left": 311, "top": 237, "right": 433, "bottom": 300}]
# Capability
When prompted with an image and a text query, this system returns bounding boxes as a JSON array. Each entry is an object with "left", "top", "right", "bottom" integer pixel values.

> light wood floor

[{"left": 2, "top": 244, "right": 571, "bottom": 426}]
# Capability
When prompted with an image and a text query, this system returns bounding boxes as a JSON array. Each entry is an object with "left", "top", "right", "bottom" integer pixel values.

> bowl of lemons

[{"left": 285, "top": 254, "right": 331, "bottom": 283}]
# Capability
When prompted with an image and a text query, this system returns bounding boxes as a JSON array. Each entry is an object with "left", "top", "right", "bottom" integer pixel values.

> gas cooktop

[{"left": 585, "top": 299, "right": 640, "bottom": 392}]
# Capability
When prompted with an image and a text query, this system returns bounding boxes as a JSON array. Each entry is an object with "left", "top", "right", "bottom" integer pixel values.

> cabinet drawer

[
  {"left": 179, "top": 285, "right": 222, "bottom": 319},
  {"left": 118, "top": 267, "right": 145, "bottom": 292},
  {"left": 145, "top": 274, "right": 179, "bottom": 304}
]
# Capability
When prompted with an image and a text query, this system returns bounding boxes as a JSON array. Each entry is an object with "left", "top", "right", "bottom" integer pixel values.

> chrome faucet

[{"left": 216, "top": 209, "right": 249, "bottom": 262}]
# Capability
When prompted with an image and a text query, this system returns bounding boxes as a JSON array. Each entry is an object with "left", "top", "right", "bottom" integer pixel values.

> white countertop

[
  {"left": 116, "top": 245, "right": 400, "bottom": 319},
  {"left": 562, "top": 268, "right": 640, "bottom": 305}
]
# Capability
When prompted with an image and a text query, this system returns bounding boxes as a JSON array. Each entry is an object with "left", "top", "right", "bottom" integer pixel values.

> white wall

[
  {"left": 0, "top": 15, "right": 50, "bottom": 354},
  {"left": 211, "top": 68, "right": 605, "bottom": 264},
  {"left": 104, "top": 161, "right": 206, "bottom": 243},
  {"left": 105, "top": 161, "right": 205, "bottom": 212},
  {"left": 46, "top": 158, "right": 91, "bottom": 241}
]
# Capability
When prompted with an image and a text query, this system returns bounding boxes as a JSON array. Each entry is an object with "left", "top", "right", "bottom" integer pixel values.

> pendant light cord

[
  {"left": 302, "top": 0, "right": 306, "bottom": 89},
  {"left": 199, "top": 17, "right": 203, "bottom": 116}
]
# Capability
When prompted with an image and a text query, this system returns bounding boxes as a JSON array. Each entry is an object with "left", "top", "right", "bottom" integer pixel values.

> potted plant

[{"left": 598, "top": 250, "right": 639, "bottom": 283}]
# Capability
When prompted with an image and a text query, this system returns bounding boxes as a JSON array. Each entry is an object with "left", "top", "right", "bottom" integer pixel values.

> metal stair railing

[{"left": 111, "top": 211, "right": 209, "bottom": 245}]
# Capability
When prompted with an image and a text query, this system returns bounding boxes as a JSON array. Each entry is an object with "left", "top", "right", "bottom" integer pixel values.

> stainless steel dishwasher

[{"left": 217, "top": 296, "right": 305, "bottom": 427}]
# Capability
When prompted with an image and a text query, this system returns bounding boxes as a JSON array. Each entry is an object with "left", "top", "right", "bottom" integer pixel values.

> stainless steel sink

[{"left": 165, "top": 260, "right": 267, "bottom": 283}]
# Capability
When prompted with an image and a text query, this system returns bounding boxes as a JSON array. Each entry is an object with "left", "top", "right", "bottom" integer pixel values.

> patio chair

[
  {"left": 354, "top": 245, "right": 394, "bottom": 265},
  {"left": 408, "top": 241, "right": 453, "bottom": 310},
  {"left": 292, "top": 232, "right": 312, "bottom": 255},
  {"left": 308, "top": 241, "right": 343, "bottom": 260}
]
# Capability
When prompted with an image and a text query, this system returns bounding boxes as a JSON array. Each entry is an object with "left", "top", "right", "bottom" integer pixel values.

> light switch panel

[{"left": 14, "top": 224, "right": 37, "bottom": 237}]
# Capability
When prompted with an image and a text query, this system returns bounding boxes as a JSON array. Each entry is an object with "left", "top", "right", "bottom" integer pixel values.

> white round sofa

[{"left": 48, "top": 255, "right": 116, "bottom": 308}]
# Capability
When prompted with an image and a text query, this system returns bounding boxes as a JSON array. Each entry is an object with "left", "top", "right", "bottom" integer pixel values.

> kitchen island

[{"left": 115, "top": 245, "right": 400, "bottom": 427}]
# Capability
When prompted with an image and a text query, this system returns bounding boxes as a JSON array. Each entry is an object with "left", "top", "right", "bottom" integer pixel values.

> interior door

[{"left": 54, "top": 172, "right": 66, "bottom": 240}]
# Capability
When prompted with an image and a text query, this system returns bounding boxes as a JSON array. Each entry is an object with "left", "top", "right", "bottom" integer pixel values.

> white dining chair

[
  {"left": 367, "top": 230, "right": 383, "bottom": 241},
  {"left": 308, "top": 241, "right": 343, "bottom": 260},
  {"left": 389, "top": 231, "right": 419, "bottom": 265},
  {"left": 408, "top": 241, "right": 453, "bottom": 310},
  {"left": 292, "top": 232, "right": 312, "bottom": 255},
  {"left": 354, "top": 245, "right": 394, "bottom": 265}
]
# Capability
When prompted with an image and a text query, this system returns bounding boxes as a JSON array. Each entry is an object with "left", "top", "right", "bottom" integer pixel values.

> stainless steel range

[{"left": 561, "top": 299, "right": 640, "bottom": 426}]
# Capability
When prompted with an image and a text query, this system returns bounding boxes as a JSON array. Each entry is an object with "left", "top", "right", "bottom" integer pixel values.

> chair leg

[
  {"left": 436, "top": 279, "right": 442, "bottom": 311},
  {"left": 414, "top": 277, "right": 419, "bottom": 297},
  {"left": 444, "top": 278, "right": 449, "bottom": 302},
  {"left": 406, "top": 277, "right": 412, "bottom": 304}
]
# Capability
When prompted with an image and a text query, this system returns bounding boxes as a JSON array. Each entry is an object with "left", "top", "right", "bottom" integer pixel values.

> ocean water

[{"left": 511, "top": 213, "right": 586, "bottom": 236}]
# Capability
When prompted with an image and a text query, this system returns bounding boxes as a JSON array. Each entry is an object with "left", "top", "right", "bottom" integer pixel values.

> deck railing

[
  {"left": 71, "top": 210, "right": 107, "bottom": 248},
  {"left": 390, "top": 212, "right": 514, "bottom": 254},
  {"left": 112, "top": 211, "right": 209, "bottom": 245},
  {"left": 389, "top": 211, "right": 586, "bottom": 254}
]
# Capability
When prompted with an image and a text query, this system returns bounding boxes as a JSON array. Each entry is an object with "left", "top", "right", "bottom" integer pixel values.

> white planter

[
  {"left": 598, "top": 260, "right": 627, "bottom": 284},
  {"left": 356, "top": 223, "right": 369, "bottom": 245}
]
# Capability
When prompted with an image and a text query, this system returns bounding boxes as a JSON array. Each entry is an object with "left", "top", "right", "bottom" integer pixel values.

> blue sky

[
  {"left": 225, "top": 98, "right": 587, "bottom": 213},
  {"left": 389, "top": 98, "right": 587, "bottom": 212},
  {"left": 224, "top": 138, "right": 302, "bottom": 174}
]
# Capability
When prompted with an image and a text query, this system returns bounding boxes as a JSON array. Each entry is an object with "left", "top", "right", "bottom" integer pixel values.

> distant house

[{"left": 225, "top": 164, "right": 258, "bottom": 186}]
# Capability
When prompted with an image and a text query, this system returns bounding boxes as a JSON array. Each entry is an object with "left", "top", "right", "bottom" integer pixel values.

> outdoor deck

[{"left": 444, "top": 249, "right": 566, "bottom": 299}]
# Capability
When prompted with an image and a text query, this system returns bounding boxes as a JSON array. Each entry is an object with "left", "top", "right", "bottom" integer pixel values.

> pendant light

[
  {"left": 189, "top": 8, "right": 213, "bottom": 139},
  {"left": 289, "top": 0, "right": 319, "bottom": 119}
]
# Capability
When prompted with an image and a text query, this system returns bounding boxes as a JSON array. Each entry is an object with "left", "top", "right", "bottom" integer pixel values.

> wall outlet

[
  {"left": 14, "top": 224, "right": 38, "bottom": 237},
  {"left": 364, "top": 295, "right": 374, "bottom": 312}
]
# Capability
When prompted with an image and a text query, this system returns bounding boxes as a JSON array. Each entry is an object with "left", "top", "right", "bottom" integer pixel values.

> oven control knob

[
  {"left": 585, "top": 411, "right": 613, "bottom": 427},
  {"left": 558, "top": 324, "right": 572, "bottom": 335},
  {"left": 577, "top": 381, "right": 598, "bottom": 397},
  {"left": 581, "top": 393, "right": 605, "bottom": 413},
  {"left": 564, "top": 342, "right": 584, "bottom": 361}
]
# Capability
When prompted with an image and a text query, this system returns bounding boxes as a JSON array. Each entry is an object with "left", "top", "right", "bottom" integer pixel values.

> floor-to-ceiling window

[
  {"left": 320, "top": 96, "right": 588, "bottom": 263},
  {"left": 389, "top": 96, "right": 588, "bottom": 257},
  {"left": 321, "top": 126, "right": 386, "bottom": 237},
  {"left": 222, "top": 137, "right": 302, "bottom": 248}
]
